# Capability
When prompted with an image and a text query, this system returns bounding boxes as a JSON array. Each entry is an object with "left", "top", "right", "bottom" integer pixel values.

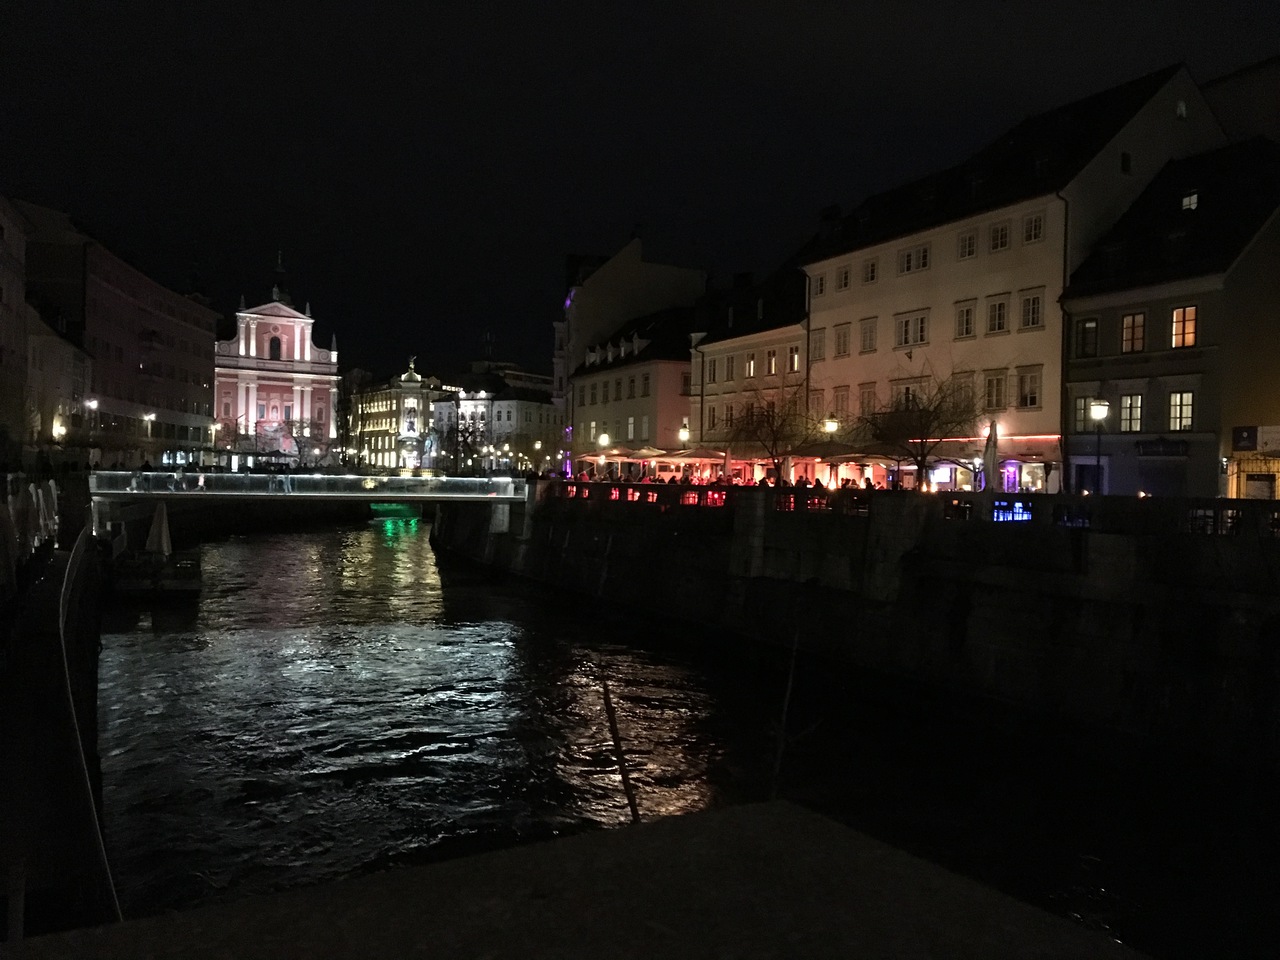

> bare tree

[
  {"left": 725, "top": 376, "right": 822, "bottom": 481},
  {"left": 857, "top": 372, "right": 982, "bottom": 488}
]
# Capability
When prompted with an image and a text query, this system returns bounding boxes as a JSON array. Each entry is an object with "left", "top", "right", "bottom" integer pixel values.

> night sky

[{"left": 2, "top": 2, "right": 1275, "bottom": 378}]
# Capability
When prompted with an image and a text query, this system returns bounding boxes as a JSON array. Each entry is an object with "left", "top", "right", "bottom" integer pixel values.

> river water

[{"left": 99, "top": 519, "right": 1277, "bottom": 958}]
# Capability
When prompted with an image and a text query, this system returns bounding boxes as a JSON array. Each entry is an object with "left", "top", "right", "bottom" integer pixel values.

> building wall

[
  {"left": 0, "top": 199, "right": 31, "bottom": 458},
  {"left": 571, "top": 358, "right": 688, "bottom": 453},
  {"left": 691, "top": 322, "right": 807, "bottom": 446}
]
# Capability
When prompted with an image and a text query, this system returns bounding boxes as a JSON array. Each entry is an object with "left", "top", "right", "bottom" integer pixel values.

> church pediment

[{"left": 241, "top": 302, "right": 311, "bottom": 320}]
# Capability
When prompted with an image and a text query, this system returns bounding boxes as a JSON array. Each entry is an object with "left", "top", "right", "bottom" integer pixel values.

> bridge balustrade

[{"left": 88, "top": 471, "right": 525, "bottom": 500}]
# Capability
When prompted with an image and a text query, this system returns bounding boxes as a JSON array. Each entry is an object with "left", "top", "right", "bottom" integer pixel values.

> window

[
  {"left": 614, "top": 379, "right": 622, "bottom": 401},
  {"left": 986, "top": 299, "right": 1008, "bottom": 334},
  {"left": 627, "top": 416, "right": 635, "bottom": 440},
  {"left": 766, "top": 350, "right": 777, "bottom": 375},
  {"left": 1119, "top": 394, "right": 1142, "bottom": 432},
  {"left": 284, "top": 404, "right": 293, "bottom": 421},
  {"left": 1016, "top": 368, "right": 1041, "bottom": 408},
  {"left": 1073, "top": 396, "right": 1093, "bottom": 433},
  {"left": 705, "top": 358, "right": 717, "bottom": 383},
  {"left": 724, "top": 405, "right": 733, "bottom": 428},
  {"left": 641, "top": 374, "right": 650, "bottom": 396},
  {"left": 725, "top": 356, "right": 735, "bottom": 381},
  {"left": 746, "top": 353, "right": 756, "bottom": 378},
  {"left": 641, "top": 415, "right": 649, "bottom": 440},
  {"left": 589, "top": 421, "right": 597, "bottom": 441},
  {"left": 859, "top": 383, "right": 877, "bottom": 416},
  {"left": 957, "top": 231, "right": 976, "bottom": 260},
  {"left": 628, "top": 376, "right": 636, "bottom": 397},
  {"left": 989, "top": 222, "right": 1010, "bottom": 252},
  {"left": 257, "top": 403, "right": 266, "bottom": 420},
  {"left": 1019, "top": 292, "right": 1043, "bottom": 329},
  {"left": 955, "top": 301, "right": 975, "bottom": 339},
  {"left": 836, "top": 265, "right": 851, "bottom": 290},
  {"left": 984, "top": 371, "right": 1007, "bottom": 409},
  {"left": 578, "top": 386, "right": 586, "bottom": 407},
  {"left": 1172, "top": 306, "right": 1197, "bottom": 348},
  {"left": 1169, "top": 392, "right": 1194, "bottom": 431},
  {"left": 269, "top": 336, "right": 282, "bottom": 360},
  {"left": 834, "top": 323, "right": 851, "bottom": 357},
  {"left": 681, "top": 372, "right": 692, "bottom": 395},
  {"left": 897, "top": 244, "right": 930, "bottom": 274},
  {"left": 590, "top": 384, "right": 598, "bottom": 404},
  {"left": 788, "top": 345, "right": 800, "bottom": 372},
  {"left": 1121, "top": 312, "right": 1145, "bottom": 353},
  {"left": 895, "top": 312, "right": 928, "bottom": 347},
  {"left": 1022, "top": 213, "right": 1044, "bottom": 244},
  {"left": 833, "top": 385, "right": 850, "bottom": 417},
  {"left": 707, "top": 407, "right": 717, "bottom": 430},
  {"left": 813, "top": 274, "right": 827, "bottom": 296},
  {"left": 1182, "top": 192, "right": 1198, "bottom": 211},
  {"left": 1076, "top": 318, "right": 1098, "bottom": 357},
  {"left": 809, "top": 329, "right": 826, "bottom": 361},
  {"left": 862, "top": 258, "right": 878, "bottom": 284},
  {"left": 600, "top": 380, "right": 609, "bottom": 404},
  {"left": 859, "top": 317, "right": 877, "bottom": 353},
  {"left": 222, "top": 400, "right": 231, "bottom": 417}
]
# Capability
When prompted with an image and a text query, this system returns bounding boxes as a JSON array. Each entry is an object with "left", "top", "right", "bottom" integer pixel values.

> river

[{"left": 98, "top": 518, "right": 1278, "bottom": 958}]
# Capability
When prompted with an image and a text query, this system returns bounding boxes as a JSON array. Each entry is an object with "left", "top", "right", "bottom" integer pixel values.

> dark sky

[{"left": 2, "top": 2, "right": 1275, "bottom": 378}]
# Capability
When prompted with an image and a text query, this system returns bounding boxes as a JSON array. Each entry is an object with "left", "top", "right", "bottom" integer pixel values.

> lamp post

[
  {"left": 1089, "top": 398, "right": 1110, "bottom": 494},
  {"left": 678, "top": 420, "right": 690, "bottom": 445}
]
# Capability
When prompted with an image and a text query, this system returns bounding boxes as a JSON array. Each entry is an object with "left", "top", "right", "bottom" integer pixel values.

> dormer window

[{"left": 1181, "top": 192, "right": 1198, "bottom": 211}]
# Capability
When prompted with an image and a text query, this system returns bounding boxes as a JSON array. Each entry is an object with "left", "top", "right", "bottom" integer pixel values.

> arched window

[{"left": 269, "top": 337, "right": 282, "bottom": 360}]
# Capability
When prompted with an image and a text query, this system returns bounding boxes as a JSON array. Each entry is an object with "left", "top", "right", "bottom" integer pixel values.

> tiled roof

[
  {"left": 802, "top": 64, "right": 1184, "bottom": 263},
  {"left": 1065, "top": 136, "right": 1280, "bottom": 298}
]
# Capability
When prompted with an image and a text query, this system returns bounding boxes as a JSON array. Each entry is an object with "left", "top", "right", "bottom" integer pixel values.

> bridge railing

[{"left": 89, "top": 471, "right": 526, "bottom": 499}]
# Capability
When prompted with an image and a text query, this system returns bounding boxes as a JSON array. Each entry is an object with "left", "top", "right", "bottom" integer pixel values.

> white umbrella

[
  {"left": 144, "top": 502, "right": 172, "bottom": 558},
  {"left": 982, "top": 420, "right": 999, "bottom": 492}
]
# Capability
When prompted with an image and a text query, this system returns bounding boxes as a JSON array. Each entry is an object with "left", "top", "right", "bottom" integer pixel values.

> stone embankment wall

[{"left": 429, "top": 483, "right": 1280, "bottom": 762}]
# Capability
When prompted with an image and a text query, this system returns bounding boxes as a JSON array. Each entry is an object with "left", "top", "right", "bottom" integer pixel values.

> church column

[
  {"left": 329, "top": 386, "right": 338, "bottom": 438},
  {"left": 248, "top": 320, "right": 258, "bottom": 357},
  {"left": 302, "top": 385, "right": 313, "bottom": 437},
  {"left": 238, "top": 319, "right": 247, "bottom": 356},
  {"left": 292, "top": 385, "right": 302, "bottom": 433},
  {"left": 247, "top": 381, "right": 258, "bottom": 436},
  {"left": 294, "top": 321, "right": 302, "bottom": 361},
  {"left": 304, "top": 324, "right": 313, "bottom": 362}
]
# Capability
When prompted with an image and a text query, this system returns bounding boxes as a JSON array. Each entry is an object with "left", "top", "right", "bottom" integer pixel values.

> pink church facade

[{"left": 214, "top": 299, "right": 339, "bottom": 463}]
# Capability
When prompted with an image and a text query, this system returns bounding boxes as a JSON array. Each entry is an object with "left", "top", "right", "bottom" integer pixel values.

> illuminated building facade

[
  {"left": 800, "top": 65, "right": 1225, "bottom": 493},
  {"left": 347, "top": 359, "right": 445, "bottom": 469},
  {"left": 214, "top": 294, "right": 339, "bottom": 464},
  {"left": 433, "top": 364, "right": 559, "bottom": 475}
]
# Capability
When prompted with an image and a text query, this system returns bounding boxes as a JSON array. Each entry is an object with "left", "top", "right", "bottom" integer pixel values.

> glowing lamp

[{"left": 823, "top": 413, "right": 838, "bottom": 434}]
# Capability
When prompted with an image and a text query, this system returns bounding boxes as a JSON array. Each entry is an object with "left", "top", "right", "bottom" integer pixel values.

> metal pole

[{"left": 1095, "top": 423, "right": 1102, "bottom": 494}]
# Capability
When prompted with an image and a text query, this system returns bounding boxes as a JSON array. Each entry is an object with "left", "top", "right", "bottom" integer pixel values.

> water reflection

[{"left": 99, "top": 522, "right": 732, "bottom": 917}]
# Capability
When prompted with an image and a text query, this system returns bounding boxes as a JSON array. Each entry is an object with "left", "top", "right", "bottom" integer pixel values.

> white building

[{"left": 802, "top": 64, "right": 1224, "bottom": 492}]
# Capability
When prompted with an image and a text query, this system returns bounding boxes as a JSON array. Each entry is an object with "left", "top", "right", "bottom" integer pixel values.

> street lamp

[
  {"left": 823, "top": 412, "right": 839, "bottom": 434},
  {"left": 678, "top": 420, "right": 690, "bottom": 445},
  {"left": 598, "top": 433, "right": 610, "bottom": 447},
  {"left": 1089, "top": 398, "right": 1110, "bottom": 494}
]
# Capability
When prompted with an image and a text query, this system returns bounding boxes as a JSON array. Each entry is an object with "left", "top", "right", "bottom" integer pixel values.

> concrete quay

[{"left": 7, "top": 802, "right": 1143, "bottom": 959}]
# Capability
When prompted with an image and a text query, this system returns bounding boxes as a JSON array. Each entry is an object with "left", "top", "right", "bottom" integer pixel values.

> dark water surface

[{"left": 99, "top": 520, "right": 1278, "bottom": 958}]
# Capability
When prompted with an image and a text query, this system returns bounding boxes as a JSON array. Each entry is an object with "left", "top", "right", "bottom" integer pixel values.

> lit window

[
  {"left": 1122, "top": 312, "right": 1145, "bottom": 353},
  {"left": 745, "top": 354, "right": 756, "bottom": 378},
  {"left": 1120, "top": 394, "right": 1142, "bottom": 432},
  {"left": 1172, "top": 306, "right": 1197, "bottom": 348},
  {"left": 989, "top": 222, "right": 1010, "bottom": 252},
  {"left": 1169, "top": 391, "right": 1194, "bottom": 431},
  {"left": 955, "top": 303, "right": 975, "bottom": 339},
  {"left": 1182, "top": 192, "right": 1198, "bottom": 211},
  {"left": 766, "top": 350, "right": 777, "bottom": 375},
  {"left": 788, "top": 345, "right": 800, "bottom": 372},
  {"left": 957, "top": 231, "right": 976, "bottom": 260}
]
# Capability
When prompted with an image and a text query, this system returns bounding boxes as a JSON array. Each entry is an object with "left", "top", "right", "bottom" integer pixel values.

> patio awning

[{"left": 656, "top": 447, "right": 727, "bottom": 463}]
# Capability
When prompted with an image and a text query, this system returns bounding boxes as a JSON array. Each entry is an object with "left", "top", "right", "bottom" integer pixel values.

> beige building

[{"left": 801, "top": 65, "right": 1224, "bottom": 492}]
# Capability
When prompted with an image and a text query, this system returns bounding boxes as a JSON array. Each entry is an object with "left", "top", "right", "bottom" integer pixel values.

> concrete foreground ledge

[{"left": 7, "top": 802, "right": 1143, "bottom": 959}]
